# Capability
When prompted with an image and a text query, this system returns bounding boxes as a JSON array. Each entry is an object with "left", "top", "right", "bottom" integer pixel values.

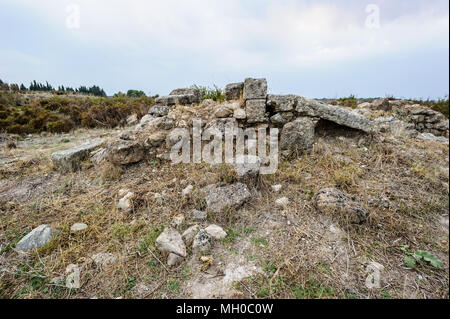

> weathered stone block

[
  {"left": 267, "top": 94, "right": 299, "bottom": 112},
  {"left": 16, "top": 225, "right": 59, "bottom": 252},
  {"left": 295, "top": 98, "right": 373, "bottom": 133},
  {"left": 243, "top": 78, "right": 267, "bottom": 100},
  {"left": 245, "top": 99, "right": 268, "bottom": 123},
  {"left": 225, "top": 82, "right": 244, "bottom": 101},
  {"left": 155, "top": 94, "right": 196, "bottom": 106},
  {"left": 170, "top": 87, "right": 202, "bottom": 104},
  {"left": 280, "top": 117, "right": 318, "bottom": 157},
  {"left": 148, "top": 105, "right": 170, "bottom": 117},
  {"left": 51, "top": 138, "right": 105, "bottom": 172}
]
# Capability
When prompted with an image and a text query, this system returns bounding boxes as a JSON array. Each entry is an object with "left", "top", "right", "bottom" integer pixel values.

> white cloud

[
  {"left": 3, "top": 0, "right": 448, "bottom": 96},
  {"left": 12, "top": 0, "right": 446, "bottom": 68}
]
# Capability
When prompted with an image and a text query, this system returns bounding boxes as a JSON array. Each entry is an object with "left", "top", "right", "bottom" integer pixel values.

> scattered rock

[
  {"left": 192, "top": 230, "right": 211, "bottom": 253},
  {"left": 357, "top": 102, "right": 371, "bottom": 109},
  {"left": 126, "top": 114, "right": 138, "bottom": 125},
  {"left": 314, "top": 188, "right": 368, "bottom": 224},
  {"left": 271, "top": 184, "right": 282, "bottom": 192},
  {"left": 275, "top": 197, "right": 289, "bottom": 208},
  {"left": 417, "top": 133, "right": 449, "bottom": 144},
  {"left": 148, "top": 105, "right": 170, "bottom": 117},
  {"left": 117, "top": 191, "right": 134, "bottom": 212},
  {"left": 190, "top": 210, "right": 207, "bottom": 222},
  {"left": 201, "top": 99, "right": 215, "bottom": 107},
  {"left": 204, "top": 183, "right": 251, "bottom": 213},
  {"left": 92, "top": 252, "right": 117, "bottom": 266},
  {"left": 132, "top": 283, "right": 152, "bottom": 298},
  {"left": 15, "top": 225, "right": 58, "bottom": 252},
  {"left": 106, "top": 140, "right": 146, "bottom": 165},
  {"left": 225, "top": 82, "right": 244, "bottom": 101},
  {"left": 51, "top": 138, "right": 105, "bottom": 172},
  {"left": 182, "top": 225, "right": 200, "bottom": 245},
  {"left": 440, "top": 216, "right": 449, "bottom": 234},
  {"left": 214, "top": 106, "right": 232, "bottom": 118},
  {"left": 155, "top": 228, "right": 187, "bottom": 257},
  {"left": 138, "top": 115, "right": 159, "bottom": 129},
  {"left": 365, "top": 261, "right": 385, "bottom": 289},
  {"left": 118, "top": 189, "right": 130, "bottom": 198},
  {"left": 167, "top": 253, "right": 184, "bottom": 267},
  {"left": 370, "top": 98, "right": 392, "bottom": 112},
  {"left": 145, "top": 131, "right": 167, "bottom": 148},
  {"left": 205, "top": 224, "right": 227, "bottom": 240},
  {"left": 374, "top": 116, "right": 395, "bottom": 123},
  {"left": 233, "top": 155, "right": 261, "bottom": 184},
  {"left": 171, "top": 214, "right": 185, "bottom": 228},
  {"left": 65, "top": 264, "right": 81, "bottom": 289},
  {"left": 70, "top": 223, "right": 88, "bottom": 233},
  {"left": 119, "top": 131, "right": 133, "bottom": 140},
  {"left": 182, "top": 185, "right": 194, "bottom": 197},
  {"left": 233, "top": 108, "right": 247, "bottom": 120}
]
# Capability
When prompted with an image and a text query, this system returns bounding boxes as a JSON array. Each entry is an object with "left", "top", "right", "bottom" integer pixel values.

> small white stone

[
  {"left": 92, "top": 252, "right": 117, "bottom": 266},
  {"left": 118, "top": 189, "right": 129, "bottom": 198},
  {"left": 205, "top": 224, "right": 227, "bottom": 240},
  {"left": 182, "top": 185, "right": 194, "bottom": 197},
  {"left": 155, "top": 228, "right": 187, "bottom": 257},
  {"left": 65, "top": 264, "right": 81, "bottom": 289},
  {"left": 171, "top": 214, "right": 185, "bottom": 227},
  {"left": 70, "top": 223, "right": 88, "bottom": 233},
  {"left": 271, "top": 184, "right": 282, "bottom": 192},
  {"left": 190, "top": 210, "right": 207, "bottom": 221},
  {"left": 275, "top": 197, "right": 289, "bottom": 208},
  {"left": 233, "top": 108, "right": 247, "bottom": 120},
  {"left": 329, "top": 224, "right": 342, "bottom": 235},
  {"left": 182, "top": 225, "right": 200, "bottom": 245},
  {"left": 118, "top": 192, "right": 134, "bottom": 211}
]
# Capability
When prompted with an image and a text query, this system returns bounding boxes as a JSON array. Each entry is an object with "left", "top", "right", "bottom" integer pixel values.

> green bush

[
  {"left": 46, "top": 118, "right": 75, "bottom": 133},
  {"left": 192, "top": 85, "right": 225, "bottom": 102}
]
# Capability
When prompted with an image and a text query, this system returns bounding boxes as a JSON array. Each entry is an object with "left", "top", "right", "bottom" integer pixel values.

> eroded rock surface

[{"left": 314, "top": 188, "right": 368, "bottom": 224}]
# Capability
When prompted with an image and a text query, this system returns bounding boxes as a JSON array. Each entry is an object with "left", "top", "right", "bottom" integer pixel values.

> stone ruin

[
  {"left": 50, "top": 77, "right": 449, "bottom": 173},
  {"left": 151, "top": 77, "right": 373, "bottom": 158}
]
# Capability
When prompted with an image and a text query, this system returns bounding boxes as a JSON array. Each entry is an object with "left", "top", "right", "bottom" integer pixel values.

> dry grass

[{"left": 0, "top": 124, "right": 448, "bottom": 299}]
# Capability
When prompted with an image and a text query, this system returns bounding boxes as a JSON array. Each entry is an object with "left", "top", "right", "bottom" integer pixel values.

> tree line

[{"left": 0, "top": 79, "right": 107, "bottom": 97}]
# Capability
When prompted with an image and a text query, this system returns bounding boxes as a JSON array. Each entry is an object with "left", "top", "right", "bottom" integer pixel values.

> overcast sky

[{"left": 1, "top": 0, "right": 448, "bottom": 98}]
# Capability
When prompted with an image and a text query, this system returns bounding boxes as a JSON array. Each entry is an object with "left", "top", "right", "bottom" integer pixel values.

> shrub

[
  {"left": 126, "top": 90, "right": 146, "bottom": 98},
  {"left": 46, "top": 118, "right": 75, "bottom": 133},
  {"left": 337, "top": 95, "right": 358, "bottom": 109},
  {"left": 0, "top": 94, "right": 155, "bottom": 134},
  {"left": 192, "top": 85, "right": 226, "bottom": 102}
]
